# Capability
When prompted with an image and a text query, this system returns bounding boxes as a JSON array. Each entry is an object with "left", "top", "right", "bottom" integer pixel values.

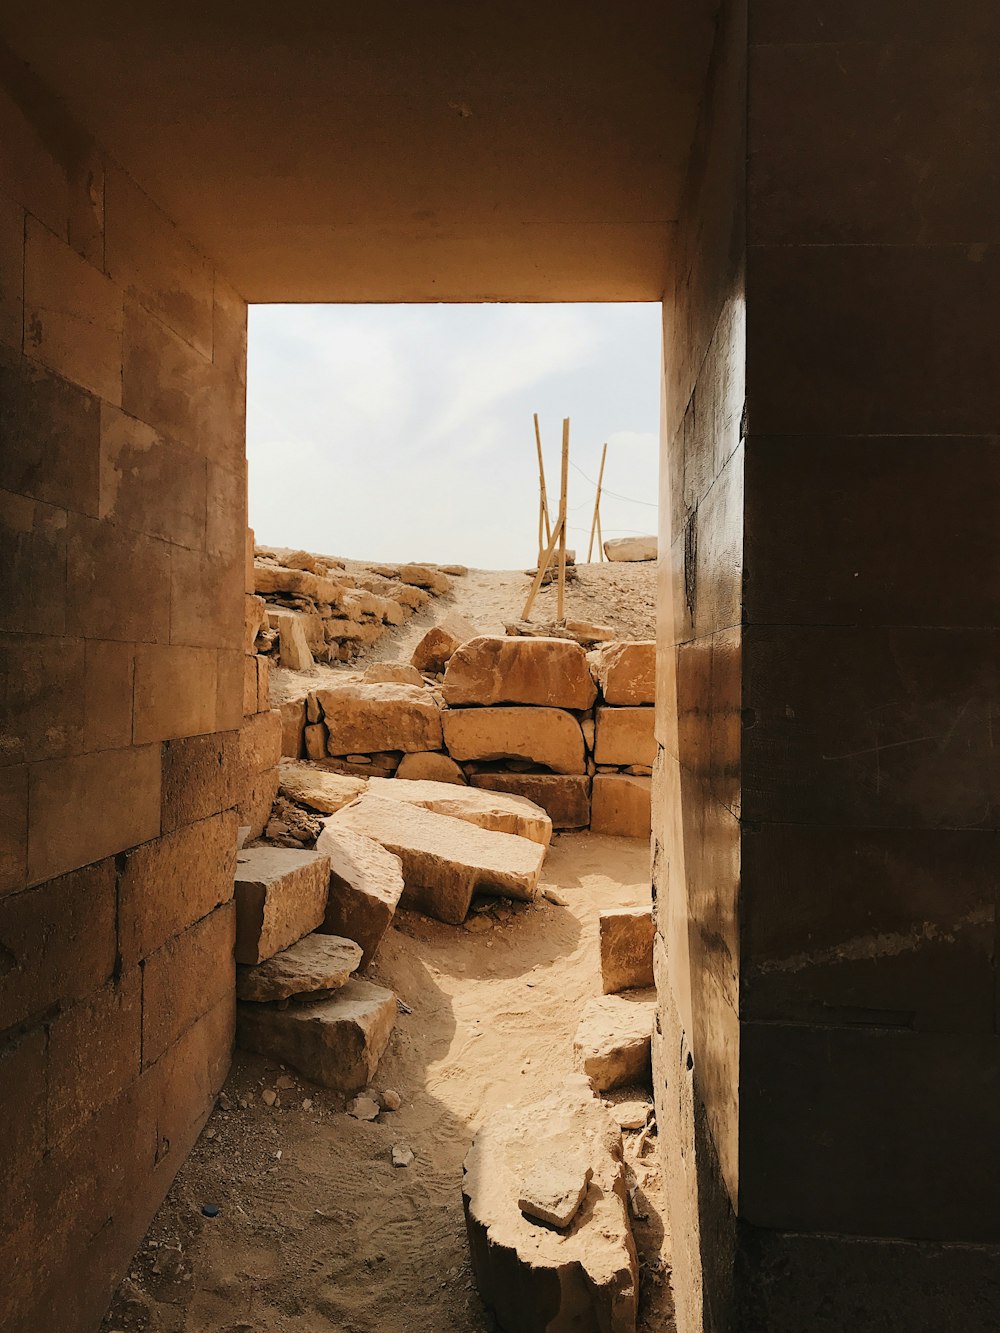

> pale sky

[{"left": 247, "top": 303, "right": 661, "bottom": 569}]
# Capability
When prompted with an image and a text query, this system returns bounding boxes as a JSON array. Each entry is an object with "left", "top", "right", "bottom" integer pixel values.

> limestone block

[
  {"left": 216, "top": 648, "right": 244, "bottom": 731},
  {"left": 233, "top": 845, "right": 330, "bottom": 965},
  {"left": 442, "top": 636, "right": 596, "bottom": 709},
  {"left": 0, "top": 487, "right": 69, "bottom": 636},
  {"left": 243, "top": 656, "right": 258, "bottom": 717},
  {"left": 278, "top": 759, "right": 367, "bottom": 814},
  {"left": 590, "top": 774, "right": 651, "bottom": 838},
  {"left": 245, "top": 527, "right": 255, "bottom": 593},
  {"left": 0, "top": 765, "right": 28, "bottom": 894},
  {"left": 399, "top": 563, "right": 451, "bottom": 595},
  {"left": 267, "top": 606, "right": 315, "bottom": 670},
  {"left": 254, "top": 562, "right": 341, "bottom": 603},
  {"left": 603, "top": 535, "right": 657, "bottom": 562},
  {"left": 600, "top": 907, "right": 655, "bottom": 994},
  {"left": 170, "top": 543, "right": 244, "bottom": 650},
  {"left": 326, "top": 793, "right": 545, "bottom": 924},
  {"left": 315, "top": 823, "right": 405, "bottom": 967},
  {"left": 594, "top": 707, "right": 656, "bottom": 767},
  {"left": 238, "top": 708, "right": 283, "bottom": 776},
  {"left": 237, "top": 767, "right": 280, "bottom": 840},
  {"left": 463, "top": 1074, "right": 638, "bottom": 1333},
  {"left": 66, "top": 511, "right": 171, "bottom": 643},
  {"left": 304, "top": 722, "right": 327, "bottom": 760},
  {"left": 573, "top": 991, "right": 656, "bottom": 1091},
  {"left": 316, "top": 681, "right": 442, "bottom": 755},
  {"left": 236, "top": 933, "right": 362, "bottom": 1002},
  {"left": 412, "top": 625, "right": 461, "bottom": 674},
  {"left": 256, "top": 656, "right": 270, "bottom": 712},
  {"left": 470, "top": 773, "right": 591, "bottom": 830},
  {"left": 588, "top": 641, "right": 656, "bottom": 705},
  {"left": 443, "top": 707, "right": 586, "bottom": 775},
  {"left": 46, "top": 972, "right": 142, "bottom": 1141},
  {"left": 395, "top": 584, "right": 430, "bottom": 610},
  {"left": 133, "top": 641, "right": 219, "bottom": 744},
  {"left": 237, "top": 977, "right": 396, "bottom": 1093},
  {"left": 244, "top": 594, "right": 266, "bottom": 653},
  {"left": 161, "top": 731, "right": 239, "bottom": 833},
  {"left": 142, "top": 903, "right": 235, "bottom": 1066},
  {"left": 0, "top": 196, "right": 23, "bottom": 352},
  {"left": 362, "top": 662, "right": 425, "bottom": 686},
  {"left": 99, "top": 402, "right": 208, "bottom": 549},
  {"left": 368, "top": 777, "right": 551, "bottom": 846},
  {"left": 395, "top": 752, "right": 467, "bottom": 785}
]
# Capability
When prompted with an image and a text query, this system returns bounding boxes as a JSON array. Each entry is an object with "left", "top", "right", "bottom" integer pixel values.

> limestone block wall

[{"left": 0, "top": 55, "right": 248, "bottom": 1333}]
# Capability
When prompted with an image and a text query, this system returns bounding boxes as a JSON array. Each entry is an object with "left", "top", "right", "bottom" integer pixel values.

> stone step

[
  {"left": 586, "top": 641, "right": 655, "bottom": 705},
  {"left": 367, "top": 776, "right": 552, "bottom": 846},
  {"left": 325, "top": 792, "right": 546, "bottom": 925},
  {"left": 277, "top": 759, "right": 367, "bottom": 813},
  {"left": 600, "top": 907, "right": 655, "bottom": 995},
  {"left": 237, "top": 976, "right": 396, "bottom": 1093},
  {"left": 573, "top": 991, "right": 656, "bottom": 1091},
  {"left": 441, "top": 634, "right": 597, "bottom": 709},
  {"left": 314, "top": 824, "right": 406, "bottom": 968},
  {"left": 236, "top": 932, "right": 363, "bottom": 1002},
  {"left": 469, "top": 772, "right": 591, "bottom": 830},
  {"left": 442, "top": 705, "right": 586, "bottom": 774},
  {"left": 590, "top": 773, "right": 651, "bottom": 838},
  {"left": 594, "top": 706, "right": 656, "bottom": 767},
  {"left": 314, "top": 681, "right": 442, "bottom": 755},
  {"left": 233, "top": 845, "right": 330, "bottom": 965}
]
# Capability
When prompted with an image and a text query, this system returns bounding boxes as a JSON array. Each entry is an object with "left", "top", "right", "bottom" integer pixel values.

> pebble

[
  {"left": 542, "top": 887, "right": 569, "bottom": 906},
  {"left": 380, "top": 1089, "right": 402, "bottom": 1111},
  {"left": 391, "top": 1144, "right": 415, "bottom": 1168},
  {"left": 276, "top": 1074, "right": 296, "bottom": 1090},
  {"left": 201, "top": 1203, "right": 219, "bottom": 1218},
  {"left": 302, "top": 1098, "right": 313, "bottom": 1111},
  {"left": 347, "top": 1095, "right": 380, "bottom": 1121},
  {"left": 464, "top": 915, "right": 493, "bottom": 934},
  {"left": 261, "top": 1089, "right": 277, "bottom": 1107}
]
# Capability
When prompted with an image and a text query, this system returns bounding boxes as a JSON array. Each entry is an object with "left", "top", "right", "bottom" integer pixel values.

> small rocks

[
  {"left": 261, "top": 1089, "right": 277, "bottom": 1107},
  {"left": 391, "top": 1144, "right": 415, "bottom": 1167},
  {"left": 347, "top": 1095, "right": 381, "bottom": 1121},
  {"left": 518, "top": 1161, "right": 594, "bottom": 1229},
  {"left": 380, "top": 1088, "right": 402, "bottom": 1111}
]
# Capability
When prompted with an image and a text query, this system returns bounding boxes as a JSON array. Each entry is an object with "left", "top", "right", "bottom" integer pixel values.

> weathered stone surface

[
  {"left": 304, "top": 722, "right": 326, "bottom": 760},
  {"left": 594, "top": 707, "right": 656, "bottom": 767},
  {"left": 233, "top": 846, "right": 330, "bottom": 965},
  {"left": 237, "top": 977, "right": 396, "bottom": 1092},
  {"left": 603, "top": 535, "right": 656, "bottom": 562},
  {"left": 368, "top": 777, "right": 552, "bottom": 847},
  {"left": 267, "top": 606, "right": 314, "bottom": 670},
  {"left": 443, "top": 707, "right": 585, "bottom": 775},
  {"left": 519, "top": 1162, "right": 594, "bottom": 1230},
  {"left": 236, "top": 933, "right": 362, "bottom": 1001},
  {"left": 316, "top": 682, "right": 442, "bottom": 755},
  {"left": 327, "top": 793, "right": 545, "bottom": 924},
  {"left": 442, "top": 636, "right": 597, "bottom": 709},
  {"left": 463, "top": 1074, "right": 638, "bottom": 1333},
  {"left": 590, "top": 774, "right": 651, "bottom": 838},
  {"left": 412, "top": 625, "right": 461, "bottom": 673},
  {"left": 254, "top": 561, "right": 341, "bottom": 603},
  {"left": 588, "top": 641, "right": 655, "bottom": 706},
  {"left": 600, "top": 907, "right": 654, "bottom": 994},
  {"left": 395, "top": 751, "right": 467, "bottom": 784},
  {"left": 573, "top": 992, "right": 655, "bottom": 1091},
  {"left": 362, "top": 662, "right": 425, "bottom": 686},
  {"left": 278, "top": 759, "right": 367, "bottom": 814},
  {"left": 280, "top": 699, "right": 306, "bottom": 758},
  {"left": 399, "top": 563, "right": 451, "bottom": 595},
  {"left": 244, "top": 594, "right": 266, "bottom": 653},
  {"left": 315, "top": 823, "right": 405, "bottom": 967},
  {"left": 470, "top": 772, "right": 591, "bottom": 830}
]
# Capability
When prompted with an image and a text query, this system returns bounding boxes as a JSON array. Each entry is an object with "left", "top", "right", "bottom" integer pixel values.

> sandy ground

[
  {"left": 102, "top": 834, "right": 673, "bottom": 1333},
  {"left": 271, "top": 560, "right": 657, "bottom": 705}
]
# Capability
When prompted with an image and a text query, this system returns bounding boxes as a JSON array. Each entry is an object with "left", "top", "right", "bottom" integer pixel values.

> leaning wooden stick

[
  {"left": 556, "top": 417, "right": 569, "bottom": 622},
  {"left": 521, "top": 514, "right": 565, "bottom": 621},
  {"left": 534, "top": 413, "right": 552, "bottom": 565},
  {"left": 596, "top": 506, "right": 604, "bottom": 561},
  {"left": 587, "top": 441, "right": 608, "bottom": 562}
]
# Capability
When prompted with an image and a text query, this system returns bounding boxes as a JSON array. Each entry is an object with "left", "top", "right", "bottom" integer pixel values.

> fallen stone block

[
  {"left": 594, "top": 706, "right": 656, "bottom": 767},
  {"left": 443, "top": 707, "right": 585, "bottom": 775},
  {"left": 233, "top": 845, "right": 330, "bottom": 965},
  {"left": 314, "top": 823, "right": 405, "bottom": 967},
  {"left": 603, "top": 535, "right": 656, "bottom": 562},
  {"left": 266, "top": 606, "right": 315, "bottom": 671},
  {"left": 590, "top": 774, "right": 651, "bottom": 838},
  {"left": 469, "top": 772, "right": 591, "bottom": 830},
  {"left": 326, "top": 793, "right": 546, "bottom": 924},
  {"left": 442, "top": 635, "right": 597, "bottom": 709},
  {"left": 395, "top": 751, "right": 467, "bottom": 784},
  {"left": 587, "top": 641, "right": 655, "bottom": 705},
  {"left": 278, "top": 759, "right": 367, "bottom": 814},
  {"left": 236, "top": 933, "right": 362, "bottom": 1002},
  {"left": 316, "top": 681, "right": 443, "bottom": 755},
  {"left": 463, "top": 1074, "right": 638, "bottom": 1333},
  {"left": 600, "top": 907, "right": 654, "bottom": 994},
  {"left": 573, "top": 992, "right": 655, "bottom": 1091},
  {"left": 237, "top": 977, "right": 396, "bottom": 1092},
  {"left": 519, "top": 1161, "right": 594, "bottom": 1230},
  {"left": 362, "top": 662, "right": 426, "bottom": 686},
  {"left": 411, "top": 610, "right": 479, "bottom": 673},
  {"left": 399, "top": 563, "right": 452, "bottom": 595},
  {"left": 367, "top": 777, "right": 552, "bottom": 846}
]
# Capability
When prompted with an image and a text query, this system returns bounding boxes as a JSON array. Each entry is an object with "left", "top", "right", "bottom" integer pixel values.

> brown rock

[
  {"left": 587, "top": 641, "right": 655, "bottom": 706},
  {"left": 362, "top": 662, "right": 426, "bottom": 686},
  {"left": 469, "top": 772, "right": 591, "bottom": 830},
  {"left": 316, "top": 682, "right": 442, "bottom": 755},
  {"left": 398, "top": 563, "right": 451, "bottom": 595},
  {"left": 600, "top": 907, "right": 654, "bottom": 994},
  {"left": 519, "top": 1162, "right": 594, "bottom": 1229},
  {"left": 326, "top": 793, "right": 545, "bottom": 924},
  {"left": 603, "top": 535, "right": 656, "bottom": 562},
  {"left": 593, "top": 706, "right": 656, "bottom": 767},
  {"left": 411, "top": 611, "right": 479, "bottom": 673},
  {"left": 590, "top": 774, "right": 651, "bottom": 838},
  {"left": 395, "top": 751, "right": 467, "bottom": 785},
  {"left": 573, "top": 992, "right": 655, "bottom": 1091},
  {"left": 266, "top": 606, "right": 315, "bottom": 671},
  {"left": 368, "top": 777, "right": 551, "bottom": 846},
  {"left": 237, "top": 977, "right": 396, "bottom": 1093},
  {"left": 244, "top": 594, "right": 266, "bottom": 653},
  {"left": 314, "top": 823, "right": 405, "bottom": 967},
  {"left": 443, "top": 707, "right": 585, "bottom": 775},
  {"left": 236, "top": 933, "right": 362, "bottom": 1001},
  {"left": 278, "top": 759, "right": 367, "bottom": 814},
  {"left": 442, "top": 636, "right": 597, "bottom": 709},
  {"left": 304, "top": 722, "right": 327, "bottom": 760},
  {"left": 233, "top": 845, "right": 330, "bottom": 965},
  {"left": 280, "top": 699, "right": 306, "bottom": 758}
]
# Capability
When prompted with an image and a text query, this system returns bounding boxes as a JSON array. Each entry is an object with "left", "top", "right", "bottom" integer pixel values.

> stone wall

[{"left": 0, "top": 53, "right": 248, "bottom": 1333}]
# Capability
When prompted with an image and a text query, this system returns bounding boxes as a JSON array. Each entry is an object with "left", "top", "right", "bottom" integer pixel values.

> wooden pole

[
  {"left": 521, "top": 515, "right": 565, "bottom": 621},
  {"left": 534, "top": 413, "right": 552, "bottom": 565},
  {"left": 556, "top": 417, "right": 569, "bottom": 622},
  {"left": 596, "top": 506, "right": 604, "bottom": 561},
  {"left": 587, "top": 441, "right": 608, "bottom": 562}
]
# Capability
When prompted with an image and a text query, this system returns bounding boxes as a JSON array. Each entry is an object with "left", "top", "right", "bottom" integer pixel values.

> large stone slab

[
  {"left": 463, "top": 1074, "right": 638, "bottom": 1333},
  {"left": 600, "top": 907, "right": 654, "bottom": 994},
  {"left": 593, "top": 706, "right": 656, "bottom": 767},
  {"left": 590, "top": 774, "right": 651, "bottom": 838},
  {"left": 278, "top": 759, "right": 367, "bottom": 813},
  {"left": 237, "top": 977, "right": 396, "bottom": 1092},
  {"left": 443, "top": 707, "right": 586, "bottom": 775},
  {"left": 470, "top": 772, "right": 591, "bottom": 830},
  {"left": 233, "top": 846, "right": 330, "bottom": 965},
  {"left": 603, "top": 535, "right": 656, "bottom": 562},
  {"left": 316, "top": 681, "right": 443, "bottom": 755},
  {"left": 587, "top": 641, "right": 655, "bottom": 706},
  {"left": 573, "top": 992, "right": 655, "bottom": 1091},
  {"left": 236, "top": 932, "right": 362, "bottom": 1001},
  {"left": 442, "top": 635, "right": 597, "bottom": 709},
  {"left": 314, "top": 824, "right": 405, "bottom": 968},
  {"left": 368, "top": 777, "right": 552, "bottom": 847},
  {"left": 326, "top": 793, "right": 546, "bottom": 924}
]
